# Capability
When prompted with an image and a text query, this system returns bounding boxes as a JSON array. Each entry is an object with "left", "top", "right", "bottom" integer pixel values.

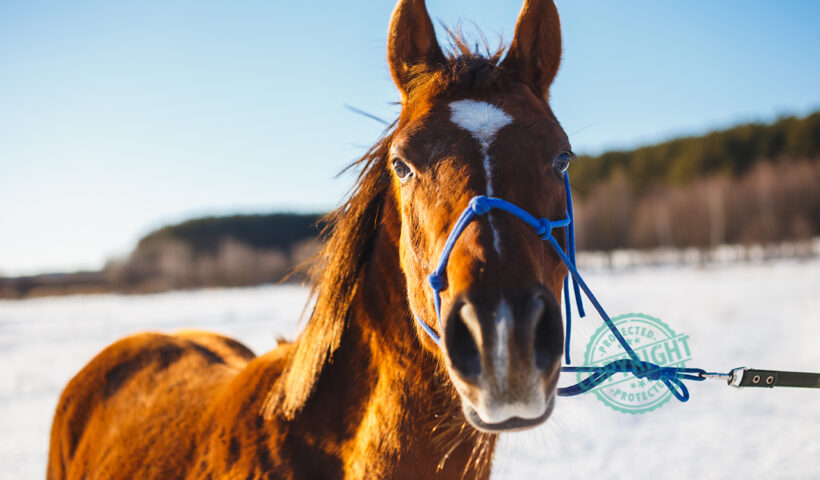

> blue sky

[{"left": 1, "top": 1, "right": 819, "bottom": 275}]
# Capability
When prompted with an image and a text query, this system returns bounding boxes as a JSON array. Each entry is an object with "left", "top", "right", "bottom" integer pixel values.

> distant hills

[
  {"left": 1, "top": 111, "right": 818, "bottom": 298},
  {"left": 0, "top": 214, "right": 324, "bottom": 298},
  {"left": 102, "top": 213, "right": 324, "bottom": 294}
]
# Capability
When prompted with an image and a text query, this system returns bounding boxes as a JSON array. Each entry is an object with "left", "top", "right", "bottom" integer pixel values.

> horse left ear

[
  {"left": 387, "top": 0, "right": 446, "bottom": 102},
  {"left": 501, "top": 0, "right": 562, "bottom": 101}
]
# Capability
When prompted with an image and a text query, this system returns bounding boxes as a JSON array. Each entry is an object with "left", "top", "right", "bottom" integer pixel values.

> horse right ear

[
  {"left": 501, "top": 0, "right": 562, "bottom": 101},
  {"left": 387, "top": 0, "right": 446, "bottom": 102}
]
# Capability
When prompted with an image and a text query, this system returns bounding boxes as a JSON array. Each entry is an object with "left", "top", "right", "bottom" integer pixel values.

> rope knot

[
  {"left": 534, "top": 218, "right": 553, "bottom": 240},
  {"left": 427, "top": 273, "right": 445, "bottom": 291},
  {"left": 633, "top": 361, "right": 665, "bottom": 381},
  {"left": 469, "top": 196, "right": 491, "bottom": 216}
]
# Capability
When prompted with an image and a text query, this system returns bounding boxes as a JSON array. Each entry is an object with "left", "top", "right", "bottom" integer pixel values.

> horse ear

[
  {"left": 387, "top": 0, "right": 446, "bottom": 101},
  {"left": 501, "top": 0, "right": 562, "bottom": 101}
]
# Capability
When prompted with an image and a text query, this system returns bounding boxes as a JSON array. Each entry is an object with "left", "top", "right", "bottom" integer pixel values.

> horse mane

[
  {"left": 264, "top": 31, "right": 509, "bottom": 420},
  {"left": 262, "top": 127, "right": 394, "bottom": 419}
]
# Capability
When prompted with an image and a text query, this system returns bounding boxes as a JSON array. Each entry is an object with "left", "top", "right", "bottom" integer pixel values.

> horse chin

[{"left": 461, "top": 393, "right": 555, "bottom": 433}]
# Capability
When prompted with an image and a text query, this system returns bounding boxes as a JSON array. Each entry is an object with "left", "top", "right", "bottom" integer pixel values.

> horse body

[{"left": 49, "top": 0, "right": 572, "bottom": 477}]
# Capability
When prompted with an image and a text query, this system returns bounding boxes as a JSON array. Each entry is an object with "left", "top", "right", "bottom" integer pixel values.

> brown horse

[{"left": 47, "top": 0, "right": 574, "bottom": 478}]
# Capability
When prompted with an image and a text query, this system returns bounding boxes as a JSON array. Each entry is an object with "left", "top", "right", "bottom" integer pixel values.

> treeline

[
  {"left": 574, "top": 160, "right": 820, "bottom": 252},
  {"left": 570, "top": 112, "right": 820, "bottom": 193},
  {"left": 134, "top": 213, "right": 324, "bottom": 256},
  {"left": 570, "top": 112, "right": 820, "bottom": 252}
]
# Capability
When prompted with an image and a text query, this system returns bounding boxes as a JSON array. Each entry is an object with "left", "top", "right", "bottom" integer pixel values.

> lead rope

[{"left": 412, "top": 172, "right": 820, "bottom": 401}]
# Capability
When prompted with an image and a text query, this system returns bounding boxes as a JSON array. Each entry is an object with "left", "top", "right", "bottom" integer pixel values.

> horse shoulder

[{"left": 187, "top": 343, "right": 307, "bottom": 479}]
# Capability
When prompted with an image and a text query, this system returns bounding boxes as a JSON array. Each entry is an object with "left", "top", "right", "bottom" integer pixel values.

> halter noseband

[{"left": 412, "top": 172, "right": 708, "bottom": 400}]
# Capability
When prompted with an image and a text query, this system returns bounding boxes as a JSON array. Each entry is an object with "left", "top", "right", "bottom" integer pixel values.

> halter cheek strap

[{"left": 411, "top": 172, "right": 708, "bottom": 400}]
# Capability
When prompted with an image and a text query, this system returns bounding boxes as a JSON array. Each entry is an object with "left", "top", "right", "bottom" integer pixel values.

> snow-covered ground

[{"left": 1, "top": 259, "right": 819, "bottom": 479}]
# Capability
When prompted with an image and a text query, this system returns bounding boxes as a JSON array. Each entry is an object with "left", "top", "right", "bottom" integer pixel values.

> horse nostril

[
  {"left": 533, "top": 292, "right": 563, "bottom": 370},
  {"left": 445, "top": 302, "right": 482, "bottom": 378}
]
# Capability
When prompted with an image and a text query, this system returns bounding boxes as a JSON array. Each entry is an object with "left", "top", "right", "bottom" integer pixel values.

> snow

[{"left": 2, "top": 260, "right": 819, "bottom": 479}]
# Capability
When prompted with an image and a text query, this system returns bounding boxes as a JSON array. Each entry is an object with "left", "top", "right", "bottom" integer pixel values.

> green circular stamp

[{"left": 580, "top": 313, "right": 692, "bottom": 414}]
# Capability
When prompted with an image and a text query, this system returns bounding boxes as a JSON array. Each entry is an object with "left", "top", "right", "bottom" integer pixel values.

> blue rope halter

[{"left": 412, "top": 172, "right": 708, "bottom": 401}]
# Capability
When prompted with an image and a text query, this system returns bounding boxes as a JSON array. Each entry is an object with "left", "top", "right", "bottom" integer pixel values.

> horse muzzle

[{"left": 442, "top": 285, "right": 564, "bottom": 432}]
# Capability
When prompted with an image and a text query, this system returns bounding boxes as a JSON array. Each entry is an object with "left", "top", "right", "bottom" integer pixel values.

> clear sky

[{"left": 1, "top": 1, "right": 819, "bottom": 276}]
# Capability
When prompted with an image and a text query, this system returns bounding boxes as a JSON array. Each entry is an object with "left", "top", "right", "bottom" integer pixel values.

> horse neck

[{"left": 301, "top": 209, "right": 497, "bottom": 478}]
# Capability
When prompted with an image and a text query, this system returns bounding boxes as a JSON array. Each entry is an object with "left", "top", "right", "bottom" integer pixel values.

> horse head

[{"left": 387, "top": 0, "right": 571, "bottom": 433}]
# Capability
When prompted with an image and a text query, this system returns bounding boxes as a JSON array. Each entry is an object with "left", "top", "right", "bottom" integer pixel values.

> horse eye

[
  {"left": 553, "top": 151, "right": 572, "bottom": 173},
  {"left": 391, "top": 158, "right": 413, "bottom": 181}
]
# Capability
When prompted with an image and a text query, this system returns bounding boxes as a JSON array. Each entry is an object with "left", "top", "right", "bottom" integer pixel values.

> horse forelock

[{"left": 405, "top": 29, "right": 513, "bottom": 104}]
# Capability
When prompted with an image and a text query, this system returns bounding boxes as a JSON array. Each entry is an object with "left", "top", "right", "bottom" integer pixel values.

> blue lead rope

[{"left": 412, "top": 172, "right": 708, "bottom": 401}]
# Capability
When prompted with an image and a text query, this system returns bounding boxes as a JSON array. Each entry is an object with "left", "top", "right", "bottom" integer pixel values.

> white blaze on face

[
  {"left": 449, "top": 100, "right": 513, "bottom": 151},
  {"left": 449, "top": 100, "right": 513, "bottom": 255},
  {"left": 493, "top": 300, "right": 512, "bottom": 388}
]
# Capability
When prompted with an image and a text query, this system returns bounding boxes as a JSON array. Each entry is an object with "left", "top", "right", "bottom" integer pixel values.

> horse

[{"left": 47, "top": 0, "right": 573, "bottom": 477}]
